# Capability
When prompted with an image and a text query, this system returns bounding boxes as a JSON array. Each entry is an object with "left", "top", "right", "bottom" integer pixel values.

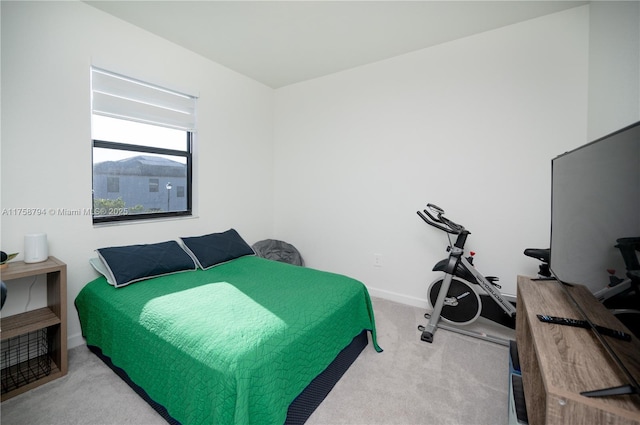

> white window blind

[{"left": 91, "top": 67, "right": 197, "bottom": 131}]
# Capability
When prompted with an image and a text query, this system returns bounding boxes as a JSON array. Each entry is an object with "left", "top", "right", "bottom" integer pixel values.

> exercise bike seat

[{"left": 524, "top": 248, "right": 550, "bottom": 263}]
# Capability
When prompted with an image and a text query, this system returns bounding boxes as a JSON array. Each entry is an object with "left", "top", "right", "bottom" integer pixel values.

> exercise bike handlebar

[{"left": 416, "top": 203, "right": 465, "bottom": 234}]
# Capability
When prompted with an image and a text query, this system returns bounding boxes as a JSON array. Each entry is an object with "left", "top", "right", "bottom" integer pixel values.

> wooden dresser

[{"left": 516, "top": 276, "right": 640, "bottom": 424}]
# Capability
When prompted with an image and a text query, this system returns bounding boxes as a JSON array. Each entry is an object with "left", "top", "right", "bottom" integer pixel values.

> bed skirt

[{"left": 87, "top": 329, "right": 369, "bottom": 424}]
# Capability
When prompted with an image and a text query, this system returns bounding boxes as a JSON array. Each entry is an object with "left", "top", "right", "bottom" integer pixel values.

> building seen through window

[{"left": 93, "top": 153, "right": 188, "bottom": 214}]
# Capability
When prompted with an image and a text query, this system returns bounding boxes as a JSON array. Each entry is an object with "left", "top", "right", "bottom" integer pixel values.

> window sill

[{"left": 92, "top": 214, "right": 199, "bottom": 228}]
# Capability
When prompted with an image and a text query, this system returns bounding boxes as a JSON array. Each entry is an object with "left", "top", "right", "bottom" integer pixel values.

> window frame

[{"left": 92, "top": 133, "right": 193, "bottom": 224}]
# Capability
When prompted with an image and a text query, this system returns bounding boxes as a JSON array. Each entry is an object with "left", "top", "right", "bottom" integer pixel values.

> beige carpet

[{"left": 1, "top": 297, "right": 513, "bottom": 425}]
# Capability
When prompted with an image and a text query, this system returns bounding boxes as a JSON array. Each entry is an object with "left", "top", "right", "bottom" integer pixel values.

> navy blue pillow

[
  {"left": 97, "top": 240, "right": 197, "bottom": 288},
  {"left": 180, "top": 229, "right": 255, "bottom": 270}
]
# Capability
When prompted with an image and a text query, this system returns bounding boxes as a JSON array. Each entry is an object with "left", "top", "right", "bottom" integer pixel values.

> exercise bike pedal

[{"left": 486, "top": 276, "right": 501, "bottom": 289}]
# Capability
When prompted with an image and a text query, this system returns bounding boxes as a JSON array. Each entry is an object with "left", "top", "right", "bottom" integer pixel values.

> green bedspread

[{"left": 76, "top": 256, "right": 381, "bottom": 425}]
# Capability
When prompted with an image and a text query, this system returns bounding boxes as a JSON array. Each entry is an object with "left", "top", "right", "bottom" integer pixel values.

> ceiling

[{"left": 86, "top": 1, "right": 588, "bottom": 88}]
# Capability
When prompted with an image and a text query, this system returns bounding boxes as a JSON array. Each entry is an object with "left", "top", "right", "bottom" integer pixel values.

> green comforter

[{"left": 76, "top": 256, "right": 380, "bottom": 424}]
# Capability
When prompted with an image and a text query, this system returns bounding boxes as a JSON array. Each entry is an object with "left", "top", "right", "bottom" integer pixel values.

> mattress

[{"left": 76, "top": 256, "right": 381, "bottom": 424}]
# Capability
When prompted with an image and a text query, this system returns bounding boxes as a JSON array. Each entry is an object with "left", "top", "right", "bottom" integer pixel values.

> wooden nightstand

[{"left": 0, "top": 256, "right": 67, "bottom": 401}]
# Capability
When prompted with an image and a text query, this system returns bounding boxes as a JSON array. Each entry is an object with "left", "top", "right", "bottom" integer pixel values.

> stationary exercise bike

[
  {"left": 523, "top": 239, "right": 640, "bottom": 339},
  {"left": 417, "top": 204, "right": 516, "bottom": 345},
  {"left": 522, "top": 243, "right": 636, "bottom": 305}
]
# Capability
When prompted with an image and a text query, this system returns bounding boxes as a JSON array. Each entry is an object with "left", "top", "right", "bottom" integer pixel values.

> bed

[{"left": 75, "top": 230, "right": 381, "bottom": 425}]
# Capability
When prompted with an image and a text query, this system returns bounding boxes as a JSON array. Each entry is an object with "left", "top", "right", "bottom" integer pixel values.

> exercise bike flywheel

[{"left": 428, "top": 277, "right": 482, "bottom": 325}]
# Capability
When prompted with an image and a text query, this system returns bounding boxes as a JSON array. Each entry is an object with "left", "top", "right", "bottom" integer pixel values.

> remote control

[
  {"left": 537, "top": 314, "right": 587, "bottom": 327},
  {"left": 537, "top": 314, "right": 631, "bottom": 342},
  {"left": 593, "top": 325, "right": 632, "bottom": 342}
]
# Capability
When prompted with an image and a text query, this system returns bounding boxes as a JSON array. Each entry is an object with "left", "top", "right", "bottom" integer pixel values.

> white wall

[
  {"left": 1, "top": 1, "right": 275, "bottom": 347},
  {"left": 2, "top": 2, "right": 638, "bottom": 349},
  {"left": 273, "top": 6, "right": 591, "bottom": 307},
  {"left": 587, "top": 1, "right": 640, "bottom": 139}
]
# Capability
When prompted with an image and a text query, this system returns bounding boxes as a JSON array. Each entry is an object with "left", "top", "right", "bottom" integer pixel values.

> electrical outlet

[{"left": 374, "top": 254, "right": 383, "bottom": 267}]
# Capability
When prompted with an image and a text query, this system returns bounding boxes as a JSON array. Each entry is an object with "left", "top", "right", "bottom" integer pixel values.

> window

[
  {"left": 91, "top": 67, "right": 196, "bottom": 223},
  {"left": 107, "top": 177, "right": 119, "bottom": 193},
  {"left": 149, "top": 178, "right": 159, "bottom": 193}
]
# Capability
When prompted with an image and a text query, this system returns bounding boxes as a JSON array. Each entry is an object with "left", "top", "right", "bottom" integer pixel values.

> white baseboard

[
  {"left": 67, "top": 332, "right": 85, "bottom": 349},
  {"left": 367, "top": 286, "right": 428, "bottom": 309}
]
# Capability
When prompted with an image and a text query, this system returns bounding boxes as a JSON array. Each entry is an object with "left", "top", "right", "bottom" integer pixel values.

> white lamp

[{"left": 24, "top": 233, "right": 48, "bottom": 263}]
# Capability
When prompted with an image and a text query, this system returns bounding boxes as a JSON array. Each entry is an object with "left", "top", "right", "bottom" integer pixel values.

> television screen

[{"left": 550, "top": 121, "right": 640, "bottom": 293}]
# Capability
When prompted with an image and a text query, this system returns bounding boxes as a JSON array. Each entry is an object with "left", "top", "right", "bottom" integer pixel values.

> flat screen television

[{"left": 550, "top": 121, "right": 640, "bottom": 294}]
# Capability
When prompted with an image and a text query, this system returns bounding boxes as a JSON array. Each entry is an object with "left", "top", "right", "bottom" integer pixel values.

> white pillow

[{"left": 89, "top": 257, "right": 116, "bottom": 286}]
